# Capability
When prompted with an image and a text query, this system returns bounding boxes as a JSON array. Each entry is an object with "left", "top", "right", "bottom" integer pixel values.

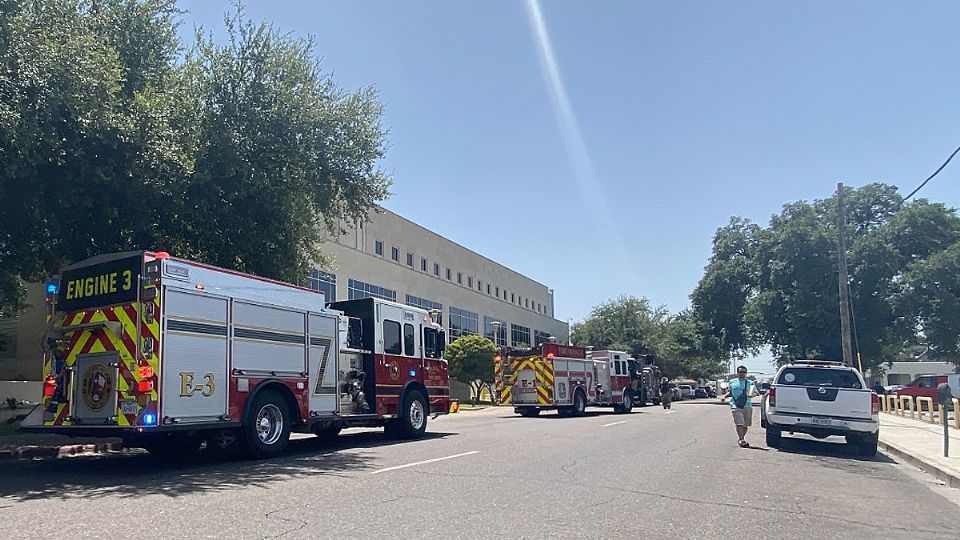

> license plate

[
  {"left": 811, "top": 417, "right": 831, "bottom": 425},
  {"left": 120, "top": 401, "right": 138, "bottom": 415}
]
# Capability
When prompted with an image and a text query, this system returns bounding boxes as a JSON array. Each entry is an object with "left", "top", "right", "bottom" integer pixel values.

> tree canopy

[
  {"left": 445, "top": 334, "right": 499, "bottom": 403},
  {"left": 691, "top": 183, "right": 960, "bottom": 370},
  {"left": 0, "top": 0, "right": 389, "bottom": 315},
  {"left": 571, "top": 296, "right": 727, "bottom": 380}
]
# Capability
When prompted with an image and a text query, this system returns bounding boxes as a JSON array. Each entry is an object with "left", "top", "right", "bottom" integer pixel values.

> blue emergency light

[
  {"left": 143, "top": 414, "right": 157, "bottom": 426},
  {"left": 409, "top": 369, "right": 417, "bottom": 377},
  {"left": 46, "top": 282, "right": 58, "bottom": 295}
]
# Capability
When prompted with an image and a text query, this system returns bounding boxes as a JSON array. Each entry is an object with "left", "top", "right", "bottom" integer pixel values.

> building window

[
  {"left": 457, "top": 272, "right": 462, "bottom": 285},
  {"left": 484, "top": 316, "right": 507, "bottom": 347},
  {"left": 406, "top": 253, "right": 414, "bottom": 266},
  {"left": 496, "top": 287, "right": 499, "bottom": 297},
  {"left": 487, "top": 284, "right": 491, "bottom": 295},
  {"left": 305, "top": 270, "right": 336, "bottom": 301},
  {"left": 421, "top": 258, "right": 428, "bottom": 272},
  {"left": 449, "top": 306, "right": 479, "bottom": 340},
  {"left": 525, "top": 298, "right": 529, "bottom": 309},
  {"left": 467, "top": 276, "right": 473, "bottom": 288},
  {"left": 405, "top": 294, "right": 443, "bottom": 324},
  {"left": 391, "top": 247, "right": 399, "bottom": 262},
  {"left": 446, "top": 268, "right": 452, "bottom": 280},
  {"left": 434, "top": 263, "right": 440, "bottom": 276},
  {"left": 534, "top": 330, "right": 552, "bottom": 346},
  {"left": 511, "top": 293, "right": 515, "bottom": 303},
  {"left": 348, "top": 278, "right": 397, "bottom": 301},
  {"left": 511, "top": 324, "right": 531, "bottom": 348},
  {"left": 375, "top": 241, "right": 383, "bottom": 256}
]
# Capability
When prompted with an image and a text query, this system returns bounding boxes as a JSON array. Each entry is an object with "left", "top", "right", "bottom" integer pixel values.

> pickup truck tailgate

[{"left": 775, "top": 386, "right": 873, "bottom": 419}]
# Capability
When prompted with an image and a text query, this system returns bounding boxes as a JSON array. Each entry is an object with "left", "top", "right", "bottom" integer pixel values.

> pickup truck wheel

[
  {"left": 243, "top": 390, "right": 291, "bottom": 459},
  {"left": 765, "top": 428, "right": 782, "bottom": 448},
  {"left": 857, "top": 433, "right": 879, "bottom": 457}
]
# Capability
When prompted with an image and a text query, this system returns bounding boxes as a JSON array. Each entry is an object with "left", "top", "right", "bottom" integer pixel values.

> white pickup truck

[{"left": 762, "top": 361, "right": 880, "bottom": 456}]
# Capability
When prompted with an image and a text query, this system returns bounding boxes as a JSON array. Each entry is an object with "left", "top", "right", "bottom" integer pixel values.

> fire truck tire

[
  {"left": 518, "top": 407, "right": 541, "bottom": 417},
  {"left": 243, "top": 390, "right": 291, "bottom": 459},
  {"left": 615, "top": 392, "right": 633, "bottom": 414},
  {"left": 392, "top": 390, "right": 428, "bottom": 439},
  {"left": 572, "top": 389, "right": 587, "bottom": 417}
]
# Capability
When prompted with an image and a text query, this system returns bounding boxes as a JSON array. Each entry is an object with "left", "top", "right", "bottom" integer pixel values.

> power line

[{"left": 901, "top": 144, "right": 960, "bottom": 204}]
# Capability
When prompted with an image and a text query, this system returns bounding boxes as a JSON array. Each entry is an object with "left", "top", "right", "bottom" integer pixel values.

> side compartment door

[
  {"left": 162, "top": 289, "right": 228, "bottom": 423},
  {"left": 308, "top": 313, "right": 338, "bottom": 415}
]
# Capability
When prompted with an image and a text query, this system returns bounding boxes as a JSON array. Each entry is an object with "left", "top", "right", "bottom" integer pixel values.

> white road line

[
  {"left": 370, "top": 451, "right": 480, "bottom": 475},
  {"left": 602, "top": 420, "right": 629, "bottom": 427}
]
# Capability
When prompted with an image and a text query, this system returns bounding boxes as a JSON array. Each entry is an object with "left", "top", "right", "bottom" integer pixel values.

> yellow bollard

[
  {"left": 954, "top": 398, "right": 960, "bottom": 430},
  {"left": 916, "top": 397, "right": 935, "bottom": 423},
  {"left": 898, "top": 396, "right": 915, "bottom": 419},
  {"left": 882, "top": 394, "right": 896, "bottom": 413}
]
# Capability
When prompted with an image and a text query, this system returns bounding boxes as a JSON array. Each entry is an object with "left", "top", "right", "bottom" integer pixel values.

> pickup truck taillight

[
  {"left": 767, "top": 386, "right": 776, "bottom": 407},
  {"left": 871, "top": 392, "right": 880, "bottom": 415}
]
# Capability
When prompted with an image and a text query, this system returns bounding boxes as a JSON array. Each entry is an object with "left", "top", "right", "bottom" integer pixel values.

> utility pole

[{"left": 836, "top": 183, "right": 854, "bottom": 367}]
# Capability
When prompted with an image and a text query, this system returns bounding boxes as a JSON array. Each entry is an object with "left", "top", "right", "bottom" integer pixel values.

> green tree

[
  {"left": 692, "top": 183, "right": 960, "bottom": 371},
  {"left": 446, "top": 334, "right": 499, "bottom": 404},
  {"left": 898, "top": 243, "right": 960, "bottom": 358},
  {"left": 657, "top": 312, "right": 727, "bottom": 380},
  {"left": 571, "top": 295, "right": 668, "bottom": 357},
  {"left": 0, "top": 1, "right": 390, "bottom": 315}
]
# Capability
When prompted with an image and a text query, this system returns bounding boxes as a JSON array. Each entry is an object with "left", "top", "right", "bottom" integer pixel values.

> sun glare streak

[{"left": 523, "top": 0, "right": 631, "bottom": 264}]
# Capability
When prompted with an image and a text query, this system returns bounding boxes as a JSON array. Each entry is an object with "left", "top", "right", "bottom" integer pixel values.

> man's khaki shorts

[{"left": 731, "top": 406, "right": 753, "bottom": 427}]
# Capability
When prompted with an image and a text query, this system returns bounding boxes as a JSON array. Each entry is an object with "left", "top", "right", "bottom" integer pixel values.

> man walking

[
  {"left": 721, "top": 366, "right": 757, "bottom": 447},
  {"left": 659, "top": 377, "right": 672, "bottom": 409}
]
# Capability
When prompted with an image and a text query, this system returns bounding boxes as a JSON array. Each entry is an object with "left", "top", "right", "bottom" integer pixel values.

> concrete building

[
  {"left": 315, "top": 209, "right": 568, "bottom": 347},
  {"left": 0, "top": 208, "right": 568, "bottom": 391}
]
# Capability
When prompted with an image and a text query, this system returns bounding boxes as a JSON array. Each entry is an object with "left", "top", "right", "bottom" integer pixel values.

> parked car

[
  {"left": 762, "top": 360, "right": 879, "bottom": 456},
  {"left": 894, "top": 375, "right": 960, "bottom": 401},
  {"left": 706, "top": 386, "right": 717, "bottom": 398},
  {"left": 756, "top": 381, "right": 771, "bottom": 395},
  {"left": 678, "top": 385, "right": 695, "bottom": 400},
  {"left": 694, "top": 386, "right": 709, "bottom": 399}
]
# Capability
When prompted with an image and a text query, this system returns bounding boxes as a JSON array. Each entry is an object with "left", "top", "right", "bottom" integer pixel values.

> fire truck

[
  {"left": 498, "top": 344, "right": 640, "bottom": 416},
  {"left": 21, "top": 251, "right": 452, "bottom": 458}
]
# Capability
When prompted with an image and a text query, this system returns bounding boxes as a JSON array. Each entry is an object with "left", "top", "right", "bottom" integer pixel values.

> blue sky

[{"left": 177, "top": 1, "right": 960, "bottom": 372}]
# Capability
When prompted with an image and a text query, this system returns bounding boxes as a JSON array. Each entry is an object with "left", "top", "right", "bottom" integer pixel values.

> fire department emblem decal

[
  {"left": 388, "top": 361, "right": 400, "bottom": 381},
  {"left": 81, "top": 363, "right": 113, "bottom": 412}
]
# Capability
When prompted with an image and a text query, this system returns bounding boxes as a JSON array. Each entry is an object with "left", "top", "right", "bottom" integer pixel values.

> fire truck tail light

[
  {"left": 546, "top": 353, "right": 555, "bottom": 359},
  {"left": 871, "top": 392, "right": 880, "bottom": 415},
  {"left": 768, "top": 386, "right": 776, "bottom": 407},
  {"left": 43, "top": 376, "right": 57, "bottom": 398},
  {"left": 137, "top": 380, "right": 154, "bottom": 393},
  {"left": 137, "top": 365, "right": 155, "bottom": 378}
]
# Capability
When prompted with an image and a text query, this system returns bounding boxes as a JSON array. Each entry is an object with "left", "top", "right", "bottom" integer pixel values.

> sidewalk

[{"left": 879, "top": 412, "right": 960, "bottom": 488}]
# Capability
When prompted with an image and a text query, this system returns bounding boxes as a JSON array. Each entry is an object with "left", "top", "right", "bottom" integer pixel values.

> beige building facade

[{"left": 316, "top": 209, "right": 568, "bottom": 347}]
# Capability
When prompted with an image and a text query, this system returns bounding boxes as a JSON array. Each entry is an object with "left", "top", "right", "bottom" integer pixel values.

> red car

[{"left": 894, "top": 374, "right": 960, "bottom": 400}]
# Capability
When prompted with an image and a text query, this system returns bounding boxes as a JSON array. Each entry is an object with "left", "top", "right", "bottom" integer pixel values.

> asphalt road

[{"left": 1, "top": 400, "right": 959, "bottom": 539}]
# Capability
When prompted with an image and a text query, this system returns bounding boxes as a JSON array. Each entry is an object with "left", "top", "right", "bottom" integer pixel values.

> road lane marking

[
  {"left": 664, "top": 410, "right": 676, "bottom": 414},
  {"left": 370, "top": 451, "right": 480, "bottom": 475},
  {"left": 602, "top": 420, "right": 629, "bottom": 427}
]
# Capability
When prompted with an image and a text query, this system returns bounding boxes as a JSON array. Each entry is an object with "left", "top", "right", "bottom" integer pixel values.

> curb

[
  {"left": 879, "top": 439, "right": 960, "bottom": 489},
  {"left": 0, "top": 442, "right": 124, "bottom": 461}
]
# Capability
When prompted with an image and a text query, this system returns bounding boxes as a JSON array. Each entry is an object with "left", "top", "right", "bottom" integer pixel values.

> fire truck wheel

[
  {"left": 616, "top": 392, "right": 633, "bottom": 414},
  {"left": 393, "top": 390, "right": 428, "bottom": 439},
  {"left": 243, "top": 390, "right": 291, "bottom": 458},
  {"left": 572, "top": 389, "right": 587, "bottom": 417}
]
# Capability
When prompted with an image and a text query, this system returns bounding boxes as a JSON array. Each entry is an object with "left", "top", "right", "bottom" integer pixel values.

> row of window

[
  {"left": 310, "top": 275, "right": 555, "bottom": 346},
  {"left": 371, "top": 240, "right": 549, "bottom": 315}
]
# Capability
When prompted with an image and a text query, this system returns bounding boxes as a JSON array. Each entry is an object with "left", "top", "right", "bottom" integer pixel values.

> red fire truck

[
  {"left": 500, "top": 344, "right": 637, "bottom": 416},
  {"left": 21, "top": 251, "right": 452, "bottom": 458}
]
